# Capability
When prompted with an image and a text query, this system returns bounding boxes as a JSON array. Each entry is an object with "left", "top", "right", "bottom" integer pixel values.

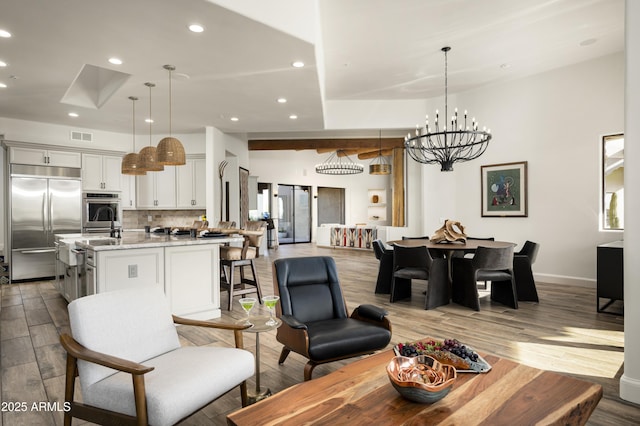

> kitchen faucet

[{"left": 92, "top": 206, "right": 119, "bottom": 238}]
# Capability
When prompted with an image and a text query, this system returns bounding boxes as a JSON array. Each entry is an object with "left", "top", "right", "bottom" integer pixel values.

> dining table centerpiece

[{"left": 431, "top": 219, "right": 468, "bottom": 243}]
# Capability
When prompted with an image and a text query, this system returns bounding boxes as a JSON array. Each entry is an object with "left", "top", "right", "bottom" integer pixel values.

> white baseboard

[
  {"left": 620, "top": 374, "right": 640, "bottom": 404},
  {"left": 534, "top": 273, "right": 596, "bottom": 288}
]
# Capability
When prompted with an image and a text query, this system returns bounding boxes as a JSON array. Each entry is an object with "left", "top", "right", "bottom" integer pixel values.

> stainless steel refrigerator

[{"left": 10, "top": 164, "right": 82, "bottom": 281}]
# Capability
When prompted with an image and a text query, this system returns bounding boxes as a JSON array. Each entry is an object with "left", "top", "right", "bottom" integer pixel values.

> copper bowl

[{"left": 386, "top": 355, "right": 457, "bottom": 403}]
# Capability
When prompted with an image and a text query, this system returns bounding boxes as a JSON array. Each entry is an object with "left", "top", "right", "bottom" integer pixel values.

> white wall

[
  {"left": 441, "top": 52, "right": 624, "bottom": 285},
  {"left": 0, "top": 117, "right": 206, "bottom": 153},
  {"left": 621, "top": 0, "right": 640, "bottom": 404},
  {"left": 248, "top": 149, "right": 397, "bottom": 241}
]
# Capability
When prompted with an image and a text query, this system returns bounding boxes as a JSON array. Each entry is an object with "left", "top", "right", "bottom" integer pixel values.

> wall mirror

[{"left": 602, "top": 133, "right": 624, "bottom": 230}]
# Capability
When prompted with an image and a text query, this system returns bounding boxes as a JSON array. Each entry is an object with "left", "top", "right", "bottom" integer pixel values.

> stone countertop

[{"left": 74, "top": 231, "right": 242, "bottom": 251}]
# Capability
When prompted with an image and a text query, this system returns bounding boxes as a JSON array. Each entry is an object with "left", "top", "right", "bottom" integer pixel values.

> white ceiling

[{"left": 0, "top": 0, "right": 624, "bottom": 139}]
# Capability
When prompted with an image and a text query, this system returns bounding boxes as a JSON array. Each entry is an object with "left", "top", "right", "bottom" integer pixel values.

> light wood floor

[{"left": 1, "top": 243, "right": 638, "bottom": 425}]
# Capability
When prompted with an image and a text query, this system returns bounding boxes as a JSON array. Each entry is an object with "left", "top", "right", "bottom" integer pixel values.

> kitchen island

[{"left": 74, "top": 231, "right": 242, "bottom": 320}]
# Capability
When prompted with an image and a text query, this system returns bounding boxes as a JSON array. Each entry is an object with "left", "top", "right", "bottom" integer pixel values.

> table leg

[{"left": 247, "top": 332, "right": 272, "bottom": 404}]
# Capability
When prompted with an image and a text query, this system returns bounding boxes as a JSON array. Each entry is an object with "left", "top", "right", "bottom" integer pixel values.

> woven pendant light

[
  {"left": 157, "top": 65, "right": 186, "bottom": 165},
  {"left": 138, "top": 82, "right": 164, "bottom": 172},
  {"left": 369, "top": 129, "right": 391, "bottom": 175},
  {"left": 121, "top": 96, "right": 147, "bottom": 175}
]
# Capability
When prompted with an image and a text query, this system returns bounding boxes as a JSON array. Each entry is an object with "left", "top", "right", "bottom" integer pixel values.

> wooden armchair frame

[{"left": 60, "top": 316, "right": 251, "bottom": 426}]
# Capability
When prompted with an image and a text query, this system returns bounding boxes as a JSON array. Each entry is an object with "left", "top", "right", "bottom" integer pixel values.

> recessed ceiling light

[
  {"left": 68, "top": 112, "right": 79, "bottom": 118},
  {"left": 0, "top": 83, "right": 7, "bottom": 88},
  {"left": 289, "top": 114, "right": 298, "bottom": 120},
  {"left": 230, "top": 117, "right": 239, "bottom": 122},
  {"left": 0, "top": 29, "right": 11, "bottom": 38},
  {"left": 0, "top": 60, "right": 7, "bottom": 67},
  {"left": 108, "top": 57, "right": 123, "bottom": 65},
  {"left": 277, "top": 98, "right": 287, "bottom": 103},
  {"left": 188, "top": 24, "right": 204, "bottom": 33},
  {"left": 292, "top": 61, "right": 304, "bottom": 68},
  {"left": 145, "top": 118, "right": 154, "bottom": 123}
]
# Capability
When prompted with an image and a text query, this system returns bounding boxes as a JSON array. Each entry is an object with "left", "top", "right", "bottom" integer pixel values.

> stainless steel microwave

[{"left": 82, "top": 192, "right": 122, "bottom": 230}]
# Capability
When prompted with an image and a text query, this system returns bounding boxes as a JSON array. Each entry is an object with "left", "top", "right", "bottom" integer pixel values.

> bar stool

[{"left": 220, "top": 223, "right": 266, "bottom": 310}]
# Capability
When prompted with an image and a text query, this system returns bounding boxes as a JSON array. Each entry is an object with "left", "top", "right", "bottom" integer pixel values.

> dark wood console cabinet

[{"left": 596, "top": 241, "right": 623, "bottom": 314}]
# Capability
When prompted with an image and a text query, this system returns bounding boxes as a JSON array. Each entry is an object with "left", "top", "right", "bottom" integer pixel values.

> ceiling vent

[
  {"left": 71, "top": 131, "right": 93, "bottom": 142},
  {"left": 61, "top": 64, "right": 131, "bottom": 109}
]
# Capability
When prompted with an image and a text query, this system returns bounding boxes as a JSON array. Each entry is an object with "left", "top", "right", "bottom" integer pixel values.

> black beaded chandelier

[{"left": 404, "top": 47, "right": 492, "bottom": 171}]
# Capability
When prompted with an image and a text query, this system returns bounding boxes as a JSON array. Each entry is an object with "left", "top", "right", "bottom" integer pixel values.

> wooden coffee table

[{"left": 227, "top": 349, "right": 602, "bottom": 425}]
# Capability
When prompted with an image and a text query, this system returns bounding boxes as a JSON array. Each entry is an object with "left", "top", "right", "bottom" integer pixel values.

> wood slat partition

[{"left": 392, "top": 147, "right": 405, "bottom": 227}]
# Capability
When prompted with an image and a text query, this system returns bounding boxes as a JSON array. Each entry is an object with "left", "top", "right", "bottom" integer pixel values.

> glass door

[{"left": 277, "top": 184, "right": 311, "bottom": 244}]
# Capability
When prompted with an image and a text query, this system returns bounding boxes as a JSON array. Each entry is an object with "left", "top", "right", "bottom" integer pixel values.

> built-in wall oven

[{"left": 82, "top": 192, "right": 122, "bottom": 233}]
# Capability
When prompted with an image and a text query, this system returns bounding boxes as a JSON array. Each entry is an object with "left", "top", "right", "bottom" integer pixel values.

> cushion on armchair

[
  {"left": 84, "top": 347, "right": 253, "bottom": 426},
  {"left": 306, "top": 318, "right": 392, "bottom": 361},
  {"left": 68, "top": 286, "right": 181, "bottom": 387}
]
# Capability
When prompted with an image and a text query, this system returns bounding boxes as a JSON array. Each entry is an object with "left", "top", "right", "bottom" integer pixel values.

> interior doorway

[
  {"left": 317, "top": 187, "right": 345, "bottom": 225},
  {"left": 277, "top": 184, "right": 311, "bottom": 244}
]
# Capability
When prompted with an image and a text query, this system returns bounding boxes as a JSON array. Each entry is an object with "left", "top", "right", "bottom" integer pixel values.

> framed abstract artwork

[{"left": 481, "top": 161, "right": 528, "bottom": 217}]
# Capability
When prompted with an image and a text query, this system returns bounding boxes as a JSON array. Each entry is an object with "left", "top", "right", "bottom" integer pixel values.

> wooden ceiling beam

[
  {"left": 248, "top": 137, "right": 405, "bottom": 151},
  {"left": 357, "top": 149, "right": 394, "bottom": 160}
]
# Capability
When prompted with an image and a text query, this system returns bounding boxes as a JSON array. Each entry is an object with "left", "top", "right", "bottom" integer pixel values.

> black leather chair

[
  {"left": 451, "top": 246, "right": 517, "bottom": 311},
  {"left": 372, "top": 240, "right": 393, "bottom": 294},
  {"left": 273, "top": 256, "right": 392, "bottom": 381},
  {"left": 514, "top": 241, "right": 540, "bottom": 302},
  {"left": 390, "top": 244, "right": 449, "bottom": 309}
]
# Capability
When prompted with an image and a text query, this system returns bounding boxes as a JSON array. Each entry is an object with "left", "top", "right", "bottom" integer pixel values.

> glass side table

[{"left": 238, "top": 315, "right": 282, "bottom": 404}]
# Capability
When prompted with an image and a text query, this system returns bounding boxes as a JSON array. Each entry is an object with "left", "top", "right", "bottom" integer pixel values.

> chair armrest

[
  {"left": 352, "top": 304, "right": 388, "bottom": 322},
  {"left": 173, "top": 315, "right": 252, "bottom": 349},
  {"left": 172, "top": 315, "right": 252, "bottom": 331},
  {"left": 60, "top": 334, "right": 153, "bottom": 376},
  {"left": 280, "top": 314, "right": 308, "bottom": 330}
]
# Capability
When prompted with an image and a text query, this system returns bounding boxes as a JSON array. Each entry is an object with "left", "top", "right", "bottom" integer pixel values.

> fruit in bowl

[
  {"left": 395, "top": 337, "right": 491, "bottom": 373},
  {"left": 386, "top": 355, "right": 457, "bottom": 403}
]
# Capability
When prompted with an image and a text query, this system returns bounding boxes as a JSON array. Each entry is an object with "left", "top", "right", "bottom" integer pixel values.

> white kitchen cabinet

[
  {"left": 164, "top": 244, "right": 220, "bottom": 318},
  {"left": 95, "top": 247, "right": 164, "bottom": 293},
  {"left": 82, "top": 153, "right": 123, "bottom": 191},
  {"left": 10, "top": 146, "right": 82, "bottom": 168},
  {"left": 121, "top": 173, "right": 136, "bottom": 209},
  {"left": 136, "top": 167, "right": 176, "bottom": 209},
  {"left": 176, "top": 158, "right": 206, "bottom": 209}
]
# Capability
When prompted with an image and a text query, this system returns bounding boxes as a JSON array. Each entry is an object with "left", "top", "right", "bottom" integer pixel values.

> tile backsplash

[{"left": 123, "top": 210, "right": 206, "bottom": 230}]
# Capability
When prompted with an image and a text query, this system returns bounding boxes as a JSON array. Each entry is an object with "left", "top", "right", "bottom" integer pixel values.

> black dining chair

[
  {"left": 372, "top": 240, "right": 393, "bottom": 294},
  {"left": 460, "top": 237, "right": 496, "bottom": 288},
  {"left": 451, "top": 245, "right": 517, "bottom": 311},
  {"left": 513, "top": 241, "right": 540, "bottom": 302},
  {"left": 391, "top": 244, "right": 449, "bottom": 310}
]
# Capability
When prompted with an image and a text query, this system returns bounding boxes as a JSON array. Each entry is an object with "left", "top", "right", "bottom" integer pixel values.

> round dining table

[{"left": 387, "top": 238, "right": 515, "bottom": 252}]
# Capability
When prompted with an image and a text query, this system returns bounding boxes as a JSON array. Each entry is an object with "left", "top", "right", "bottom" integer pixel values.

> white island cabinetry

[
  {"left": 77, "top": 233, "right": 237, "bottom": 319},
  {"left": 95, "top": 247, "right": 164, "bottom": 293},
  {"left": 165, "top": 244, "right": 220, "bottom": 319}
]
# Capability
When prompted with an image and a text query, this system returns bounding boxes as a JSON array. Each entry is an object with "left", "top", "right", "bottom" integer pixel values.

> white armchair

[{"left": 60, "top": 286, "right": 254, "bottom": 426}]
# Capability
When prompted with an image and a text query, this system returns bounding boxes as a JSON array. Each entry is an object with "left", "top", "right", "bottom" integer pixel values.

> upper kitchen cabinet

[
  {"left": 121, "top": 173, "right": 136, "bottom": 210},
  {"left": 82, "top": 153, "right": 122, "bottom": 191},
  {"left": 137, "top": 167, "right": 176, "bottom": 209},
  {"left": 176, "top": 158, "right": 206, "bottom": 209},
  {"left": 10, "top": 146, "right": 82, "bottom": 168}
]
